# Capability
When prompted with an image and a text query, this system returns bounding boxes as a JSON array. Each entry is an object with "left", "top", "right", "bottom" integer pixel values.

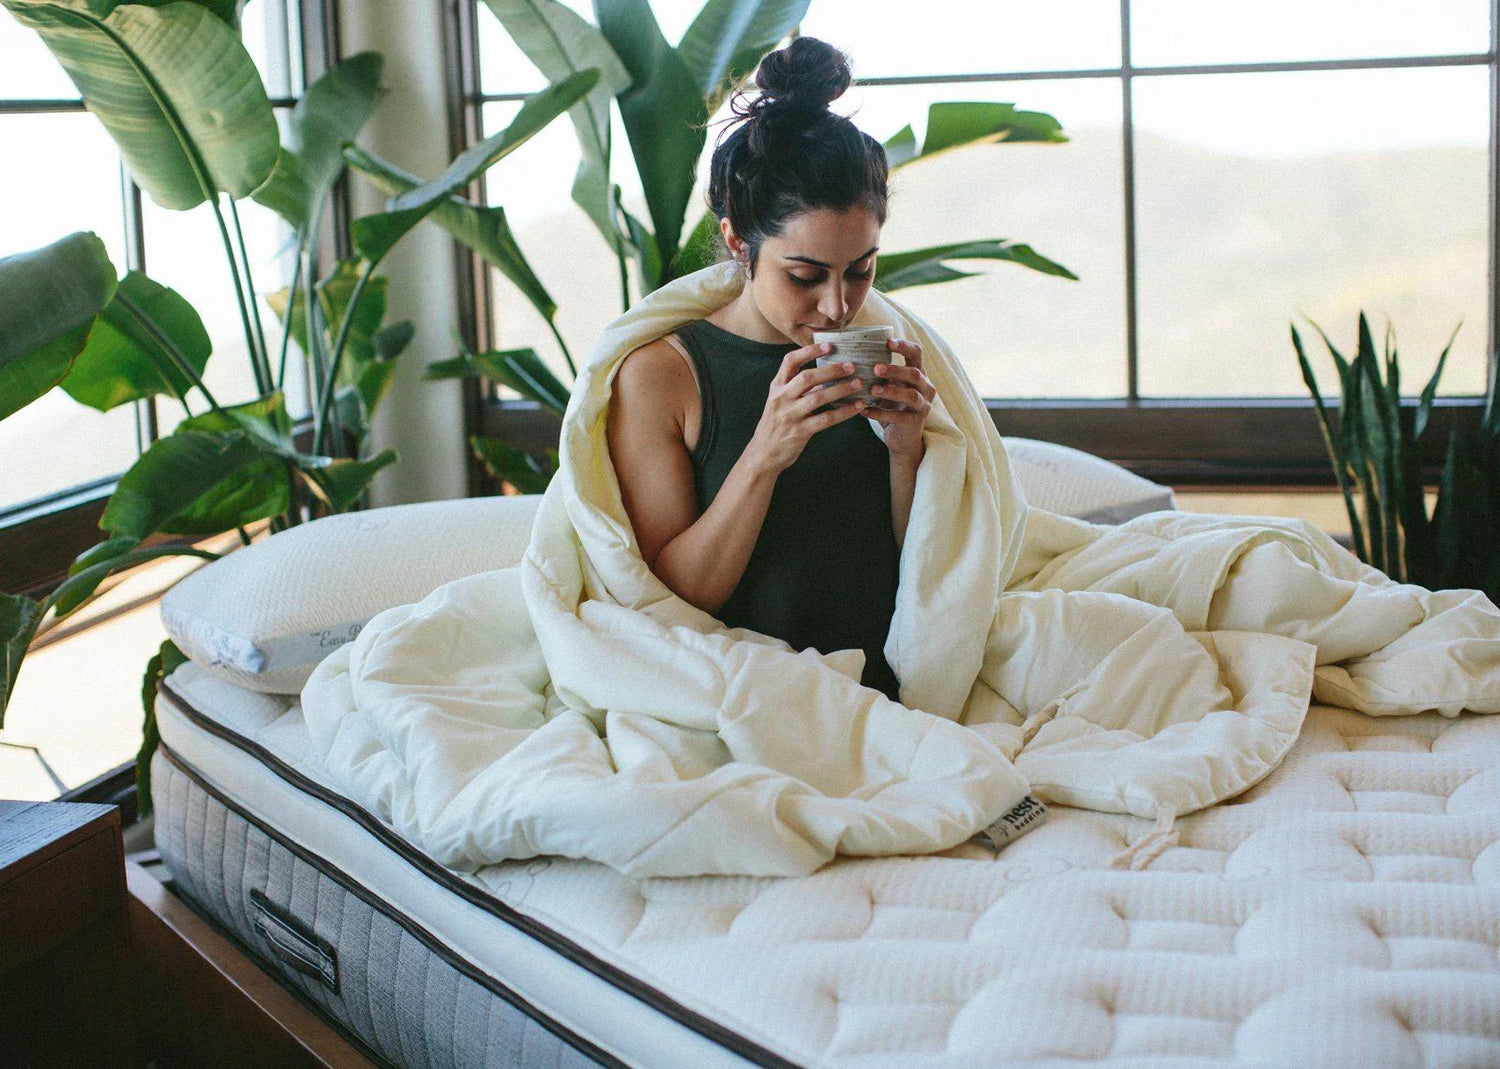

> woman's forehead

[{"left": 769, "top": 207, "right": 881, "bottom": 262}]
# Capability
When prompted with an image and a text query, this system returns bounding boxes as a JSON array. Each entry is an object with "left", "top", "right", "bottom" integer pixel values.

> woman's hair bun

[{"left": 750, "top": 36, "right": 852, "bottom": 117}]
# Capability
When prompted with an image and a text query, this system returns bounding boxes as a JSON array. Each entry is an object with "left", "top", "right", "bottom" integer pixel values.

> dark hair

[{"left": 706, "top": 36, "right": 890, "bottom": 277}]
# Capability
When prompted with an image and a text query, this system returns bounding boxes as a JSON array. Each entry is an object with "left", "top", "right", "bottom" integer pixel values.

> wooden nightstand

[{"left": 0, "top": 800, "right": 138, "bottom": 1066}]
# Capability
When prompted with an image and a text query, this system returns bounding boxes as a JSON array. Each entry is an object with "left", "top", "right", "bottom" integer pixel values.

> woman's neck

[{"left": 707, "top": 294, "right": 794, "bottom": 345}]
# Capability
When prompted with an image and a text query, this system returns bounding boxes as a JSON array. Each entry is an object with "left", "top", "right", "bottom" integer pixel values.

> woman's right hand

[{"left": 748, "top": 343, "right": 870, "bottom": 474}]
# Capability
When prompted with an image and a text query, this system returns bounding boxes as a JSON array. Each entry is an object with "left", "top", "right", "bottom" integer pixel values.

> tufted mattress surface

[{"left": 155, "top": 662, "right": 1500, "bottom": 1068}]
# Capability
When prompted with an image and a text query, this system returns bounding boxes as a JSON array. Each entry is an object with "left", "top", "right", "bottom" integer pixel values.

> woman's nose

[{"left": 818, "top": 280, "right": 847, "bottom": 325}]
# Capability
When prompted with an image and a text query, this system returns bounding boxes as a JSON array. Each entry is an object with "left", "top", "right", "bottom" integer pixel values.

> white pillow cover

[{"left": 160, "top": 439, "right": 1174, "bottom": 694}]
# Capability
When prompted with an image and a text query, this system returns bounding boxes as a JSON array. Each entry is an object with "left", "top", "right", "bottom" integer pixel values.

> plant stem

[
  {"left": 545, "top": 317, "right": 576, "bottom": 380},
  {"left": 313, "top": 257, "right": 382, "bottom": 456},
  {"left": 115, "top": 294, "right": 224, "bottom": 414},
  {"left": 209, "top": 194, "right": 270, "bottom": 396},
  {"left": 277, "top": 231, "right": 306, "bottom": 391},
  {"left": 228, "top": 196, "right": 273, "bottom": 394}
]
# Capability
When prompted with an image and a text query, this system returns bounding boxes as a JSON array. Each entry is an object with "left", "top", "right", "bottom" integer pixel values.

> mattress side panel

[{"left": 153, "top": 751, "right": 612, "bottom": 1069}]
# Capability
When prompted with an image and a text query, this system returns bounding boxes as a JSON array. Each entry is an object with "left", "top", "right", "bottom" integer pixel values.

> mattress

[{"left": 153, "top": 660, "right": 1500, "bottom": 1068}]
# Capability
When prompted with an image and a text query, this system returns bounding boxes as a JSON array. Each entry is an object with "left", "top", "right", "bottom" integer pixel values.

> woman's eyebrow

[{"left": 782, "top": 246, "right": 878, "bottom": 268}]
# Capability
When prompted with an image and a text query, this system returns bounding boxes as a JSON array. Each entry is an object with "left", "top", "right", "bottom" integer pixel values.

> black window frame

[{"left": 453, "top": 0, "right": 1496, "bottom": 491}]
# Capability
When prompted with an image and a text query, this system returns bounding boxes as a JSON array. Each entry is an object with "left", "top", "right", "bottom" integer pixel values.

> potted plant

[
  {"left": 1292, "top": 310, "right": 1499, "bottom": 604},
  {"left": 0, "top": 0, "right": 597, "bottom": 811}
]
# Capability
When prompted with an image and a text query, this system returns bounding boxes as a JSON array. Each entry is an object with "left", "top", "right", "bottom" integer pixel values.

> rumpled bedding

[{"left": 301, "top": 260, "right": 1500, "bottom": 878}]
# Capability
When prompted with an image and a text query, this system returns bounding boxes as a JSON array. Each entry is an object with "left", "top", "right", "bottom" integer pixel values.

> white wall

[{"left": 339, "top": 0, "right": 468, "bottom": 506}]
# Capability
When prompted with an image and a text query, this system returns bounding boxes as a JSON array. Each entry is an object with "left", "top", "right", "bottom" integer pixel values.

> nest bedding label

[{"left": 978, "top": 795, "right": 1048, "bottom": 851}]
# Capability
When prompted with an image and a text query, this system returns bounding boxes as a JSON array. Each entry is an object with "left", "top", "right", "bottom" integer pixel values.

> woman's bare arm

[{"left": 606, "top": 339, "right": 778, "bottom": 614}]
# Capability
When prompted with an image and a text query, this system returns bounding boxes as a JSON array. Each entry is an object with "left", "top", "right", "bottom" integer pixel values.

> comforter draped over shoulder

[{"left": 301, "top": 260, "right": 1500, "bottom": 878}]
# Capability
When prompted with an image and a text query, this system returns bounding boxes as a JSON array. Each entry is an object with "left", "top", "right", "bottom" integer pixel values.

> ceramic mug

[{"left": 812, "top": 326, "right": 894, "bottom": 408}]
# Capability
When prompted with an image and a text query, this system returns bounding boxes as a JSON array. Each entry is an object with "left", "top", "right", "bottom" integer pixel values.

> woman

[{"left": 606, "top": 37, "right": 937, "bottom": 702}]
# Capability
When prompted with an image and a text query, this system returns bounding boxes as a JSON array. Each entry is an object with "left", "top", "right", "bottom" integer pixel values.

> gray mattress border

[
  {"left": 157, "top": 676, "right": 800, "bottom": 1069},
  {"left": 158, "top": 742, "right": 625, "bottom": 1068}
]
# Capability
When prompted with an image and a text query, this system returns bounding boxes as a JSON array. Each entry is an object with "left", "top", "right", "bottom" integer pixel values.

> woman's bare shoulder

[{"left": 612, "top": 335, "right": 695, "bottom": 425}]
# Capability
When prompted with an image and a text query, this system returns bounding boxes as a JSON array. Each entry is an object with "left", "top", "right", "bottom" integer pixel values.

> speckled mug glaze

[{"left": 813, "top": 326, "right": 895, "bottom": 408}]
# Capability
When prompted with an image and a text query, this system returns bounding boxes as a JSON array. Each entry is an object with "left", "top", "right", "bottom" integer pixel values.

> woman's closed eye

[{"left": 790, "top": 269, "right": 873, "bottom": 287}]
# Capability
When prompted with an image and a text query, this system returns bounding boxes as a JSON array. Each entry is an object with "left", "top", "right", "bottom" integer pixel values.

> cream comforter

[{"left": 301, "top": 260, "right": 1500, "bottom": 878}]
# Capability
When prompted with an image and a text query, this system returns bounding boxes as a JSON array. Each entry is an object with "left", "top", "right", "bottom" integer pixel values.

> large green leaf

[
  {"left": 471, "top": 436, "right": 557, "bottom": 493},
  {"left": 101, "top": 429, "right": 271, "bottom": 539},
  {"left": 299, "top": 448, "right": 397, "bottom": 511},
  {"left": 593, "top": 0, "right": 705, "bottom": 277},
  {"left": 427, "top": 347, "right": 571, "bottom": 414},
  {"left": 344, "top": 147, "right": 560, "bottom": 325},
  {"left": 0, "top": 231, "right": 117, "bottom": 420},
  {"left": 676, "top": 0, "right": 808, "bottom": 114},
  {"left": 1, "top": 594, "right": 41, "bottom": 724},
  {"left": 480, "top": 0, "right": 632, "bottom": 257},
  {"left": 670, "top": 207, "right": 721, "bottom": 279},
  {"left": 137, "top": 637, "right": 188, "bottom": 818},
  {"left": 60, "top": 270, "right": 212, "bottom": 411},
  {"left": 352, "top": 68, "right": 599, "bottom": 262},
  {"left": 3, "top": 0, "right": 278, "bottom": 208},
  {"left": 874, "top": 240, "right": 1077, "bottom": 292},
  {"left": 254, "top": 51, "right": 386, "bottom": 231},
  {"left": 885, "top": 101, "right": 1067, "bottom": 169}
]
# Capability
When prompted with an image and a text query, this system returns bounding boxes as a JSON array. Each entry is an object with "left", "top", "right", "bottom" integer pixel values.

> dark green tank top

[{"left": 674, "top": 317, "right": 902, "bottom": 702}]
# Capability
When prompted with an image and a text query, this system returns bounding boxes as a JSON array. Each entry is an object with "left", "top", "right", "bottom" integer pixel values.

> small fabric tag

[{"left": 977, "top": 795, "right": 1048, "bottom": 851}]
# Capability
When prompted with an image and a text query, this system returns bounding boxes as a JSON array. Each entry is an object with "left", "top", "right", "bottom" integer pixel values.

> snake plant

[{"left": 1292, "top": 311, "right": 1499, "bottom": 605}]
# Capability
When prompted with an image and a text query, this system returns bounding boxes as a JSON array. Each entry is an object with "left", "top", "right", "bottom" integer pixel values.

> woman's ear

[{"left": 720, "top": 217, "right": 747, "bottom": 262}]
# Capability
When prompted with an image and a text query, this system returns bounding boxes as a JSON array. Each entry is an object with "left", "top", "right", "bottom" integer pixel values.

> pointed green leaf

[
  {"left": 136, "top": 637, "right": 187, "bottom": 818},
  {"left": 344, "top": 147, "right": 560, "bottom": 325},
  {"left": 671, "top": 207, "right": 723, "bottom": 279},
  {"left": 101, "top": 429, "right": 273, "bottom": 539},
  {"left": 676, "top": 0, "right": 809, "bottom": 114},
  {"left": 480, "top": 0, "right": 633, "bottom": 256},
  {"left": 253, "top": 52, "right": 386, "bottom": 230},
  {"left": 2, "top": 0, "right": 278, "bottom": 207},
  {"left": 0, "top": 231, "right": 118, "bottom": 419},
  {"left": 594, "top": 0, "right": 706, "bottom": 277},
  {"left": 1416, "top": 319, "right": 1462, "bottom": 441},
  {"left": 299, "top": 448, "right": 397, "bottom": 512},
  {"left": 353, "top": 68, "right": 599, "bottom": 262},
  {"left": 882, "top": 124, "right": 918, "bottom": 169},
  {"left": 899, "top": 101, "right": 1066, "bottom": 169},
  {"left": 874, "top": 239, "right": 1077, "bottom": 292},
  {"left": 471, "top": 436, "right": 556, "bottom": 493},
  {"left": 615, "top": 184, "right": 662, "bottom": 292},
  {"left": 60, "top": 270, "right": 212, "bottom": 411},
  {"left": 1, "top": 594, "right": 42, "bottom": 724}
]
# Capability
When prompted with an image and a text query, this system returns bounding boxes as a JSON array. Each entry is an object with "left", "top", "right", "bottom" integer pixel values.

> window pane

[
  {"left": 140, "top": 191, "right": 300, "bottom": 424},
  {"left": 844, "top": 80, "right": 1125, "bottom": 398},
  {"left": 1132, "top": 0, "right": 1490, "bottom": 67},
  {"left": 242, "top": 0, "right": 305, "bottom": 99},
  {"left": 483, "top": 75, "right": 1126, "bottom": 401},
  {"left": 0, "top": 601, "right": 166, "bottom": 799},
  {"left": 0, "top": 6, "right": 81, "bottom": 99},
  {"left": 1135, "top": 67, "right": 1489, "bottom": 398},
  {"left": 800, "top": 1, "right": 1121, "bottom": 77},
  {"left": 0, "top": 112, "right": 137, "bottom": 511}
]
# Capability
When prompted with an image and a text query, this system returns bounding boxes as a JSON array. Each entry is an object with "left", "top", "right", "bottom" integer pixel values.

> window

[{"left": 460, "top": 1, "right": 1495, "bottom": 485}]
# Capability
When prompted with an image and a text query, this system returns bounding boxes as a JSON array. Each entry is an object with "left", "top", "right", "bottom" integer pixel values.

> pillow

[
  {"left": 161, "top": 495, "right": 542, "bottom": 695},
  {"left": 1000, "top": 436, "right": 1176, "bottom": 525},
  {"left": 162, "top": 443, "right": 1174, "bottom": 696}
]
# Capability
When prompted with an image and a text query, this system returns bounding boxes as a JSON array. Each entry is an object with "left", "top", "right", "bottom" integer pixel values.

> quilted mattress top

[{"left": 161, "top": 664, "right": 1500, "bottom": 1068}]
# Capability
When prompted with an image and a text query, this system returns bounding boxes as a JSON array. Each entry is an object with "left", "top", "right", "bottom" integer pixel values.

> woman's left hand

[{"left": 865, "top": 338, "right": 934, "bottom": 461}]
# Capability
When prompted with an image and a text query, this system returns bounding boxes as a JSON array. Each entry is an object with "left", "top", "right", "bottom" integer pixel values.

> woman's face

[{"left": 724, "top": 206, "right": 881, "bottom": 347}]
